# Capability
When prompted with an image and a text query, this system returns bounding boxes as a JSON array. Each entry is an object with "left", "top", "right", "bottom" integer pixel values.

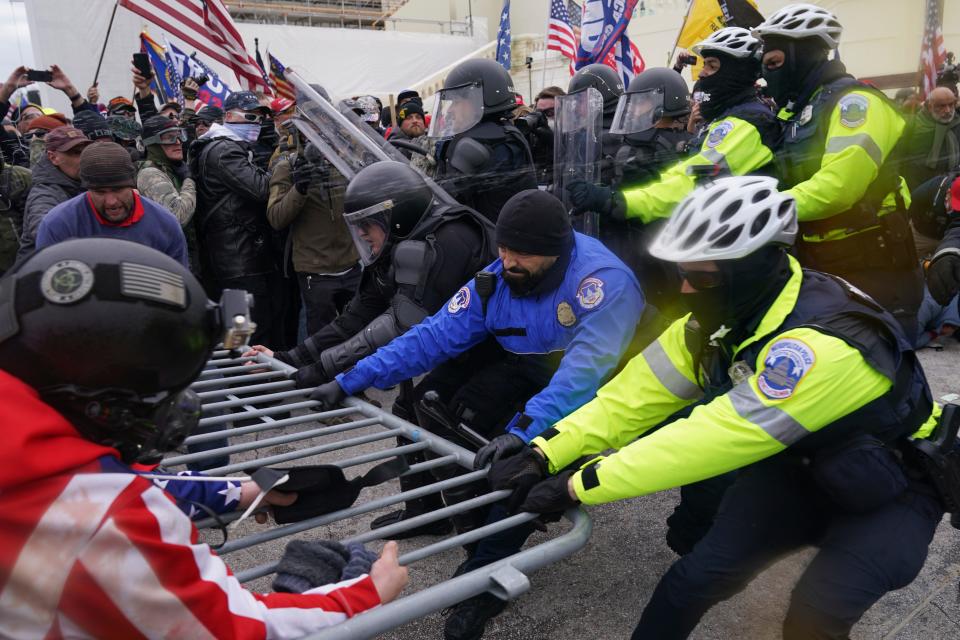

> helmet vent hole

[
  {"left": 719, "top": 201, "right": 741, "bottom": 222},
  {"left": 751, "top": 189, "right": 771, "bottom": 203},
  {"left": 703, "top": 189, "right": 725, "bottom": 209},
  {"left": 777, "top": 200, "right": 793, "bottom": 218},
  {"left": 683, "top": 221, "right": 709, "bottom": 249},
  {"left": 714, "top": 226, "right": 742, "bottom": 249},
  {"left": 751, "top": 210, "right": 771, "bottom": 236},
  {"left": 707, "top": 223, "right": 730, "bottom": 241}
]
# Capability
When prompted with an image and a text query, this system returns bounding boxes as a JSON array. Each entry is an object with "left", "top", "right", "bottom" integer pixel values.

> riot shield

[
  {"left": 283, "top": 69, "right": 458, "bottom": 206},
  {"left": 554, "top": 87, "right": 604, "bottom": 237}
]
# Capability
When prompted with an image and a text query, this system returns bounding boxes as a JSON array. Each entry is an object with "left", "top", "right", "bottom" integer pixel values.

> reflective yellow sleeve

[
  {"left": 533, "top": 316, "right": 702, "bottom": 474},
  {"left": 570, "top": 327, "right": 892, "bottom": 505},
  {"left": 621, "top": 117, "right": 774, "bottom": 224},
  {"left": 787, "top": 90, "right": 905, "bottom": 222}
]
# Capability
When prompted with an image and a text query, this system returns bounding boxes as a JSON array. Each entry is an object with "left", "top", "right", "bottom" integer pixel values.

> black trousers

[
  {"left": 297, "top": 266, "right": 361, "bottom": 337},
  {"left": 634, "top": 457, "right": 943, "bottom": 640}
]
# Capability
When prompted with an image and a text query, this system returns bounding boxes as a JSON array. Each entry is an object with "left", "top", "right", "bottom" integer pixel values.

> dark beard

[{"left": 502, "top": 268, "right": 542, "bottom": 296}]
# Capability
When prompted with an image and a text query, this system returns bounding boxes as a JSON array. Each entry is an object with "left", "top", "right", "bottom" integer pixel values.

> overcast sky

[{"left": 1, "top": 1, "right": 35, "bottom": 71}]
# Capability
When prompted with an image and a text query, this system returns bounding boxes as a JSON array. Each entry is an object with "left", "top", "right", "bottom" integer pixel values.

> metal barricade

[{"left": 168, "top": 350, "right": 592, "bottom": 639}]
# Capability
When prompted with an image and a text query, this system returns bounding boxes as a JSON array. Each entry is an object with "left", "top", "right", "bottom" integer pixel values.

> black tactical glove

[
  {"left": 486, "top": 447, "right": 548, "bottom": 513},
  {"left": 927, "top": 251, "right": 960, "bottom": 305},
  {"left": 566, "top": 180, "right": 613, "bottom": 216},
  {"left": 291, "top": 155, "right": 317, "bottom": 195},
  {"left": 309, "top": 380, "right": 346, "bottom": 411},
  {"left": 474, "top": 433, "right": 526, "bottom": 469},
  {"left": 517, "top": 470, "right": 578, "bottom": 520},
  {"left": 292, "top": 361, "right": 331, "bottom": 389}
]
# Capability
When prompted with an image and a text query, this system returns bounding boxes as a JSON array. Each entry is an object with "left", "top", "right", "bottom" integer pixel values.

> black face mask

[
  {"left": 681, "top": 247, "right": 792, "bottom": 342},
  {"left": 761, "top": 39, "right": 829, "bottom": 108},
  {"left": 697, "top": 53, "right": 760, "bottom": 121}
]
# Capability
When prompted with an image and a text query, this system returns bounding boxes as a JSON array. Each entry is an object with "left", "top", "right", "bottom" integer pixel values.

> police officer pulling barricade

[
  {"left": 489, "top": 176, "right": 956, "bottom": 640},
  {"left": 753, "top": 3, "right": 923, "bottom": 335},
  {"left": 431, "top": 59, "right": 537, "bottom": 222},
  {"left": 309, "top": 189, "right": 644, "bottom": 638},
  {"left": 566, "top": 27, "right": 780, "bottom": 229}
]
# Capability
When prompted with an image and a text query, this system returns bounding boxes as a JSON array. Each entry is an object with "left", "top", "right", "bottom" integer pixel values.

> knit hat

[
  {"left": 44, "top": 126, "right": 93, "bottom": 153},
  {"left": 397, "top": 101, "right": 425, "bottom": 124},
  {"left": 79, "top": 141, "right": 137, "bottom": 188},
  {"left": 495, "top": 189, "right": 572, "bottom": 256},
  {"left": 341, "top": 542, "right": 378, "bottom": 581},
  {"left": 272, "top": 540, "right": 350, "bottom": 594},
  {"left": 25, "top": 115, "right": 66, "bottom": 133}
]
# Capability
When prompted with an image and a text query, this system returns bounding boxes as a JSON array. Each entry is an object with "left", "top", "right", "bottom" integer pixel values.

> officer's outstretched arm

[
  {"left": 510, "top": 270, "right": 644, "bottom": 442},
  {"left": 531, "top": 316, "right": 702, "bottom": 473},
  {"left": 621, "top": 117, "right": 773, "bottom": 224},
  {"left": 787, "top": 91, "right": 903, "bottom": 222},
  {"left": 336, "top": 281, "right": 490, "bottom": 395},
  {"left": 557, "top": 328, "right": 892, "bottom": 505}
]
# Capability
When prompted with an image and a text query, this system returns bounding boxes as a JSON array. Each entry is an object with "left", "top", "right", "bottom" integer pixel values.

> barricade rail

[{"left": 166, "top": 349, "right": 592, "bottom": 639}]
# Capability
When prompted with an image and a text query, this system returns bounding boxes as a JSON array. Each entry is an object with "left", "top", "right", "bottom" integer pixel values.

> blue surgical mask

[{"left": 225, "top": 122, "right": 261, "bottom": 143}]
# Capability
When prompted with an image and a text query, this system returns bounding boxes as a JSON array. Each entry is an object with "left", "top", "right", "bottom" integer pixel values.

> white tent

[{"left": 24, "top": 0, "right": 483, "bottom": 113}]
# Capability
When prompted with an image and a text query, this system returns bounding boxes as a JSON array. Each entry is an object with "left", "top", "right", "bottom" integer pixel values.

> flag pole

[
  {"left": 669, "top": 0, "right": 696, "bottom": 66},
  {"left": 94, "top": 1, "right": 121, "bottom": 86}
]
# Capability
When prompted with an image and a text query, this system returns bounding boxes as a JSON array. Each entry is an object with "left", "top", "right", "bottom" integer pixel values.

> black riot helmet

[
  {"left": 568, "top": 64, "right": 624, "bottom": 115},
  {"left": 443, "top": 58, "right": 517, "bottom": 115},
  {"left": 342, "top": 161, "right": 434, "bottom": 265},
  {"left": 627, "top": 68, "right": 690, "bottom": 117},
  {"left": 0, "top": 238, "right": 237, "bottom": 464}
]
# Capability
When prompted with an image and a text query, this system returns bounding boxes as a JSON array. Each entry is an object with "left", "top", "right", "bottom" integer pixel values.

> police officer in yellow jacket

[
  {"left": 753, "top": 3, "right": 923, "bottom": 335},
  {"left": 489, "top": 176, "right": 944, "bottom": 639},
  {"left": 566, "top": 27, "right": 780, "bottom": 225}
]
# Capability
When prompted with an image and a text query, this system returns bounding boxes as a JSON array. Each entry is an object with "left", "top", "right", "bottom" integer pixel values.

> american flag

[
  {"left": 496, "top": 0, "right": 512, "bottom": 71},
  {"left": 548, "top": 0, "right": 577, "bottom": 62},
  {"left": 920, "top": 0, "right": 947, "bottom": 98},
  {"left": 118, "top": 0, "right": 271, "bottom": 94},
  {"left": 269, "top": 53, "right": 296, "bottom": 101}
]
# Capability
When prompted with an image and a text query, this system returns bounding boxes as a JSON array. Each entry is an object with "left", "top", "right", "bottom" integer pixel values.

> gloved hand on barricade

[
  {"left": 309, "top": 379, "right": 346, "bottom": 410},
  {"left": 486, "top": 446, "right": 548, "bottom": 513},
  {"left": 517, "top": 470, "right": 579, "bottom": 529},
  {"left": 474, "top": 433, "right": 526, "bottom": 469}
]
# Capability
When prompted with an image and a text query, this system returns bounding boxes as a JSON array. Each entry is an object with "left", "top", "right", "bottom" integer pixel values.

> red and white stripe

[
  {"left": 118, "top": 0, "right": 271, "bottom": 93},
  {"left": 920, "top": 0, "right": 946, "bottom": 98},
  {"left": 547, "top": 0, "right": 577, "bottom": 62},
  {"left": 0, "top": 472, "right": 380, "bottom": 638}
]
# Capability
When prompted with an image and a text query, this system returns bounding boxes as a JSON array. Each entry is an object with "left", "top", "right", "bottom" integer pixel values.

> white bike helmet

[
  {"left": 691, "top": 27, "right": 760, "bottom": 60},
  {"left": 649, "top": 176, "right": 797, "bottom": 262},
  {"left": 752, "top": 3, "right": 843, "bottom": 50}
]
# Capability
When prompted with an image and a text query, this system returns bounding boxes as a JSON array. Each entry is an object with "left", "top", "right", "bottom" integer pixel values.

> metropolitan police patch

[
  {"left": 447, "top": 286, "right": 471, "bottom": 314},
  {"left": 576, "top": 277, "right": 605, "bottom": 309},
  {"left": 757, "top": 338, "right": 816, "bottom": 400},
  {"left": 706, "top": 121, "right": 734, "bottom": 148},
  {"left": 838, "top": 94, "right": 869, "bottom": 128}
]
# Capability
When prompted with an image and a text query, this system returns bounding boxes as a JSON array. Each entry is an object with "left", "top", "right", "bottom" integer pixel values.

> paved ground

[{"left": 201, "top": 339, "right": 960, "bottom": 639}]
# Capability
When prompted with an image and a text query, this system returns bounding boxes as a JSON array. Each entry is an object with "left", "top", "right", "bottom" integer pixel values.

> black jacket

[
  {"left": 434, "top": 120, "right": 537, "bottom": 222},
  {"left": 191, "top": 127, "right": 275, "bottom": 280},
  {"left": 276, "top": 204, "right": 492, "bottom": 369}
]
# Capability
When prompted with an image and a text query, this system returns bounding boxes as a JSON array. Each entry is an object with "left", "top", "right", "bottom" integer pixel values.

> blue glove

[{"left": 566, "top": 180, "right": 613, "bottom": 215}]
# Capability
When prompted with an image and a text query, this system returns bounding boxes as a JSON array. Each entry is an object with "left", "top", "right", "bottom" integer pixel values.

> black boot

[{"left": 443, "top": 593, "right": 508, "bottom": 640}]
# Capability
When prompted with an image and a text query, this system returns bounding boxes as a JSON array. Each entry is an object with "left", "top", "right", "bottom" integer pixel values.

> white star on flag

[{"left": 218, "top": 481, "right": 243, "bottom": 505}]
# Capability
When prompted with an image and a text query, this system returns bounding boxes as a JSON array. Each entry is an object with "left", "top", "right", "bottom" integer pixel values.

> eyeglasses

[{"left": 678, "top": 267, "right": 724, "bottom": 290}]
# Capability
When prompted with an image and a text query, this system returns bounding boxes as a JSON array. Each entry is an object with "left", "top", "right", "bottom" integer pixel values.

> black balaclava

[
  {"left": 496, "top": 189, "right": 574, "bottom": 296},
  {"left": 761, "top": 36, "right": 830, "bottom": 109},
  {"left": 683, "top": 246, "right": 792, "bottom": 343},
  {"left": 697, "top": 51, "right": 761, "bottom": 121}
]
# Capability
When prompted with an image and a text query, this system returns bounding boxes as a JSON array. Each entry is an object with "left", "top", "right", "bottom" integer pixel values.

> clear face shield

[
  {"left": 428, "top": 83, "right": 484, "bottom": 138},
  {"left": 343, "top": 200, "right": 393, "bottom": 266},
  {"left": 609, "top": 88, "right": 665, "bottom": 135}
]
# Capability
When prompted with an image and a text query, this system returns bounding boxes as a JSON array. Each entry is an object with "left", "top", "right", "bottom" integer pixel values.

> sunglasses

[
  {"left": 235, "top": 111, "right": 263, "bottom": 123},
  {"left": 678, "top": 267, "right": 724, "bottom": 290}
]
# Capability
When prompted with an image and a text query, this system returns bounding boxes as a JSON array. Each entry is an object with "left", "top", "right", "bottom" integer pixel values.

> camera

[
  {"left": 514, "top": 109, "right": 546, "bottom": 135},
  {"left": 191, "top": 75, "right": 209, "bottom": 87},
  {"left": 673, "top": 53, "right": 698, "bottom": 73},
  {"left": 937, "top": 53, "right": 958, "bottom": 89}
]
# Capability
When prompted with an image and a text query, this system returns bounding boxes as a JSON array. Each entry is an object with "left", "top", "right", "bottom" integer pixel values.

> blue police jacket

[{"left": 336, "top": 232, "right": 645, "bottom": 442}]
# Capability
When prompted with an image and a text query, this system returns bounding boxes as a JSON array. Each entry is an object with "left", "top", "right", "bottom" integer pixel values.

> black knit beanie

[
  {"left": 495, "top": 189, "right": 572, "bottom": 256},
  {"left": 79, "top": 141, "right": 137, "bottom": 189}
]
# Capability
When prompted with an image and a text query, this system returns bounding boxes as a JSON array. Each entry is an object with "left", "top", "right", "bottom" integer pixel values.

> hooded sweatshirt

[
  {"left": 0, "top": 370, "right": 381, "bottom": 639},
  {"left": 18, "top": 154, "right": 84, "bottom": 262}
]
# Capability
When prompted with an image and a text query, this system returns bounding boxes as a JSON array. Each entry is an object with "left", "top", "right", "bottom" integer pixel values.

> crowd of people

[{"left": 2, "top": 3, "right": 960, "bottom": 639}]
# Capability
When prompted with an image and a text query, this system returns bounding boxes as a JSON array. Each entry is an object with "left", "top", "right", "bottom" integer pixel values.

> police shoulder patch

[
  {"left": 706, "top": 121, "right": 734, "bottom": 148},
  {"left": 447, "top": 286, "right": 471, "bottom": 314},
  {"left": 757, "top": 337, "right": 816, "bottom": 400},
  {"left": 576, "top": 276, "right": 605, "bottom": 310},
  {"left": 838, "top": 94, "right": 869, "bottom": 128}
]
